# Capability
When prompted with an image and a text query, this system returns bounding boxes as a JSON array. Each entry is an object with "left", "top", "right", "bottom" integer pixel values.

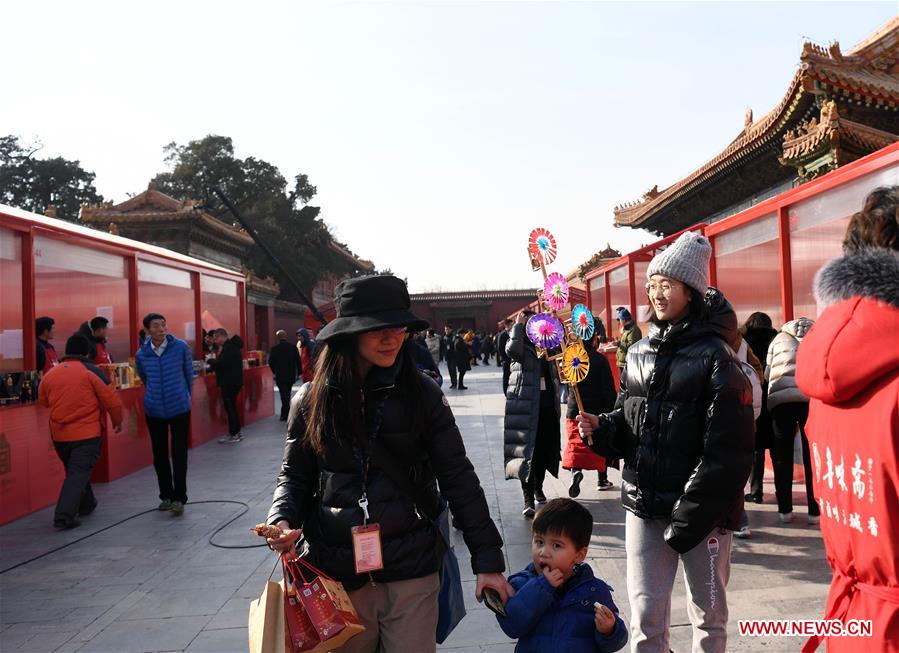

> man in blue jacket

[{"left": 135, "top": 313, "right": 194, "bottom": 514}]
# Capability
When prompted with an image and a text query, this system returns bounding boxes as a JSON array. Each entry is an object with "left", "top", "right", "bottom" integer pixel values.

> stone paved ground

[{"left": 0, "top": 364, "right": 831, "bottom": 652}]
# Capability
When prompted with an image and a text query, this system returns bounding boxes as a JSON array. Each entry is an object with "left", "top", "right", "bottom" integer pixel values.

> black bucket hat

[{"left": 316, "top": 275, "right": 429, "bottom": 342}]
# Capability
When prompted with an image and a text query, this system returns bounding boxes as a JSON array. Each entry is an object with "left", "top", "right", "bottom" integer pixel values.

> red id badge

[{"left": 351, "top": 524, "right": 384, "bottom": 574}]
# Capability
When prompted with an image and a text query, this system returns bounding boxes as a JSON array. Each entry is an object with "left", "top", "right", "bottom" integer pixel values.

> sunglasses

[{"left": 362, "top": 326, "right": 409, "bottom": 337}]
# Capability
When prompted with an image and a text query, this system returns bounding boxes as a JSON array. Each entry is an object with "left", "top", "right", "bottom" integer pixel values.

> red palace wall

[{"left": 410, "top": 294, "right": 539, "bottom": 334}]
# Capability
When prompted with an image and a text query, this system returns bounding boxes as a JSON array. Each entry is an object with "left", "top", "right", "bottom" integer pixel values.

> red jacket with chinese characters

[{"left": 796, "top": 248, "right": 899, "bottom": 652}]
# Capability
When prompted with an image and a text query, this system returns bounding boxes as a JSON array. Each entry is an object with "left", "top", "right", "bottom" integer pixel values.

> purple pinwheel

[
  {"left": 526, "top": 313, "right": 564, "bottom": 350},
  {"left": 571, "top": 304, "right": 594, "bottom": 340},
  {"left": 543, "top": 273, "right": 569, "bottom": 312}
]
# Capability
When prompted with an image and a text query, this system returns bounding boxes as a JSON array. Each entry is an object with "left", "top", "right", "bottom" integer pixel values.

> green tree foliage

[
  {"left": 151, "top": 135, "right": 366, "bottom": 298},
  {"left": 0, "top": 135, "right": 103, "bottom": 222}
]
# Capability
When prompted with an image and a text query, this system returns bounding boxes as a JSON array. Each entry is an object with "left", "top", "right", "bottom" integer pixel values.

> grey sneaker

[
  {"left": 170, "top": 501, "right": 184, "bottom": 514},
  {"left": 218, "top": 434, "right": 242, "bottom": 444},
  {"left": 734, "top": 526, "right": 751, "bottom": 539},
  {"left": 158, "top": 499, "right": 173, "bottom": 511}
]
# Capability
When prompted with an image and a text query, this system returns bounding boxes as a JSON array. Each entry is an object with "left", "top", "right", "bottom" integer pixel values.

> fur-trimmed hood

[
  {"left": 814, "top": 247, "right": 899, "bottom": 309},
  {"left": 797, "top": 247, "right": 899, "bottom": 404}
]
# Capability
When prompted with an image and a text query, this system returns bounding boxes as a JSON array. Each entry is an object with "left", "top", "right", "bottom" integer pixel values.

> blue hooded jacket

[
  {"left": 497, "top": 563, "right": 628, "bottom": 653},
  {"left": 135, "top": 335, "right": 194, "bottom": 419}
]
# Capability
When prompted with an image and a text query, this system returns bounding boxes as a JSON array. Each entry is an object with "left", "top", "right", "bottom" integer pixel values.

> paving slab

[{"left": 0, "top": 366, "right": 831, "bottom": 652}]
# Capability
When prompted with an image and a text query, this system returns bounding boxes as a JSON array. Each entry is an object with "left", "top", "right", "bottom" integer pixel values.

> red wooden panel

[
  {"left": 190, "top": 376, "right": 223, "bottom": 447},
  {"left": 242, "top": 367, "right": 275, "bottom": 426},
  {"left": 603, "top": 350, "right": 620, "bottom": 392},
  {"left": 91, "top": 388, "right": 153, "bottom": 483},
  {"left": 0, "top": 403, "right": 64, "bottom": 523},
  {"left": 189, "top": 367, "right": 274, "bottom": 447}
]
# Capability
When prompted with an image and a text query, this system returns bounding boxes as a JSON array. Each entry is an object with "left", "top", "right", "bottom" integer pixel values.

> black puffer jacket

[
  {"left": 268, "top": 359, "right": 505, "bottom": 590},
  {"left": 589, "top": 290, "right": 754, "bottom": 553},
  {"left": 503, "top": 323, "right": 560, "bottom": 480},
  {"left": 209, "top": 335, "right": 244, "bottom": 387},
  {"left": 454, "top": 336, "right": 472, "bottom": 372}
]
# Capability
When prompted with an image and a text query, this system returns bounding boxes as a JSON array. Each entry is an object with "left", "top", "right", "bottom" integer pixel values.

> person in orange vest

[
  {"left": 35, "top": 316, "right": 59, "bottom": 374},
  {"left": 90, "top": 317, "right": 113, "bottom": 365},
  {"left": 38, "top": 334, "right": 123, "bottom": 530}
]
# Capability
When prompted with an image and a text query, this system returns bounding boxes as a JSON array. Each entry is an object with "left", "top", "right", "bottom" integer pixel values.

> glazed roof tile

[{"left": 614, "top": 18, "right": 899, "bottom": 230}]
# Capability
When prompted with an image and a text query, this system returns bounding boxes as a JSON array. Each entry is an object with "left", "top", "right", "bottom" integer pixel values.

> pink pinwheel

[
  {"left": 543, "top": 273, "right": 569, "bottom": 312},
  {"left": 571, "top": 304, "right": 594, "bottom": 340},
  {"left": 526, "top": 313, "right": 564, "bottom": 350},
  {"left": 528, "top": 227, "right": 557, "bottom": 265}
]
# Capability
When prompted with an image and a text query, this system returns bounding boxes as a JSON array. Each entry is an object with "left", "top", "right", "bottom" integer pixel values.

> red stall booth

[{"left": 0, "top": 205, "right": 274, "bottom": 525}]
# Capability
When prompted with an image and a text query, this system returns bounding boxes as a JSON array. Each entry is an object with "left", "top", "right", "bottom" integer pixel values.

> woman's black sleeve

[
  {"left": 420, "top": 380, "right": 505, "bottom": 575},
  {"left": 268, "top": 385, "right": 318, "bottom": 528}
]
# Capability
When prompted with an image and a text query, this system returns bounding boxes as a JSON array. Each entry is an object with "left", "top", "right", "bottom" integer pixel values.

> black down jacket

[
  {"left": 209, "top": 335, "right": 244, "bottom": 387},
  {"left": 267, "top": 359, "right": 505, "bottom": 590},
  {"left": 503, "top": 323, "right": 560, "bottom": 481},
  {"left": 589, "top": 291, "right": 754, "bottom": 553}
]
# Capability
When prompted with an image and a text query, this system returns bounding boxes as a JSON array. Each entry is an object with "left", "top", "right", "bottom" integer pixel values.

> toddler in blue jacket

[{"left": 496, "top": 498, "right": 627, "bottom": 652}]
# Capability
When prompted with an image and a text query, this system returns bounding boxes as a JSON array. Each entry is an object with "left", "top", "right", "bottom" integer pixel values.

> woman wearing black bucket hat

[{"left": 266, "top": 275, "right": 511, "bottom": 652}]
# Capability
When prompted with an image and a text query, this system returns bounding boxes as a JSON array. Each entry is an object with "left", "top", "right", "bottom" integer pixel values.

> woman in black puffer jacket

[
  {"left": 578, "top": 232, "right": 753, "bottom": 653},
  {"left": 502, "top": 310, "right": 561, "bottom": 517},
  {"left": 266, "top": 275, "right": 509, "bottom": 653}
]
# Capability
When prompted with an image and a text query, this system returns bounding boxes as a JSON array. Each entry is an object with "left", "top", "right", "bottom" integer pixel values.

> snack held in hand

[{"left": 251, "top": 523, "right": 283, "bottom": 539}]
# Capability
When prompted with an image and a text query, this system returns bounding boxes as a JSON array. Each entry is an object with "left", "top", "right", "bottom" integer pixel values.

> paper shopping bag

[{"left": 248, "top": 579, "right": 290, "bottom": 653}]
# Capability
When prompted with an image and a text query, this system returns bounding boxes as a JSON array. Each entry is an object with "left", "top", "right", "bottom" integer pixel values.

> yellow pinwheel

[{"left": 560, "top": 342, "right": 590, "bottom": 385}]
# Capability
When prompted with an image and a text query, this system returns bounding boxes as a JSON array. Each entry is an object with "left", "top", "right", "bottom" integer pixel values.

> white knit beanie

[{"left": 646, "top": 231, "right": 711, "bottom": 295}]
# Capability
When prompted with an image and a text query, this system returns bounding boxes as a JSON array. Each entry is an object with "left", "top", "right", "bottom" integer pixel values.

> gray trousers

[
  {"left": 336, "top": 573, "right": 440, "bottom": 653},
  {"left": 625, "top": 512, "right": 732, "bottom": 653},
  {"left": 53, "top": 437, "right": 101, "bottom": 522}
]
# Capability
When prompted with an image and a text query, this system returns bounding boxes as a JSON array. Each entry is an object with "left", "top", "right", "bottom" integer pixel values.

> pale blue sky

[{"left": 2, "top": 1, "right": 895, "bottom": 291}]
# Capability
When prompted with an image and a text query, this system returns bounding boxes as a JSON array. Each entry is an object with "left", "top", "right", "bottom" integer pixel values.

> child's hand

[
  {"left": 594, "top": 602, "right": 616, "bottom": 635},
  {"left": 542, "top": 567, "right": 565, "bottom": 588}
]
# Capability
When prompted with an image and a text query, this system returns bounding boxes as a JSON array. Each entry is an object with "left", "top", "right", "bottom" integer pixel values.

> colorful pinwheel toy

[
  {"left": 571, "top": 304, "right": 594, "bottom": 340},
  {"left": 525, "top": 313, "right": 564, "bottom": 350},
  {"left": 528, "top": 227, "right": 557, "bottom": 266},
  {"left": 543, "top": 273, "right": 569, "bottom": 312},
  {"left": 561, "top": 342, "right": 590, "bottom": 385}
]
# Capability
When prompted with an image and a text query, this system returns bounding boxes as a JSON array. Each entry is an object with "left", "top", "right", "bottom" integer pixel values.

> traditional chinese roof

[
  {"left": 329, "top": 240, "right": 375, "bottom": 273},
  {"left": 614, "top": 18, "right": 899, "bottom": 234},
  {"left": 81, "top": 184, "right": 255, "bottom": 248},
  {"left": 780, "top": 99, "right": 898, "bottom": 177},
  {"left": 576, "top": 244, "right": 623, "bottom": 280}
]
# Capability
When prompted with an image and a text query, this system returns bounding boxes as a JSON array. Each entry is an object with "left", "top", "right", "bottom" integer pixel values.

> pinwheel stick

[
  {"left": 570, "top": 383, "right": 593, "bottom": 445},
  {"left": 571, "top": 382, "right": 584, "bottom": 413},
  {"left": 538, "top": 256, "right": 548, "bottom": 281}
]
